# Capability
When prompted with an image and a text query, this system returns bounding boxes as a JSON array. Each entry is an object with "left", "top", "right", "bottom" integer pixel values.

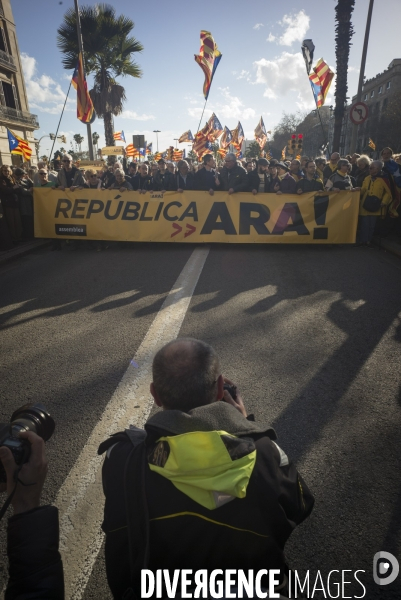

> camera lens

[{"left": 10, "top": 403, "right": 55, "bottom": 441}]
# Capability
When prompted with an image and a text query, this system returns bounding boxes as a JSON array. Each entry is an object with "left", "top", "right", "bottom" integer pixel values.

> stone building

[
  {"left": 328, "top": 58, "right": 401, "bottom": 156},
  {"left": 0, "top": 0, "right": 39, "bottom": 165}
]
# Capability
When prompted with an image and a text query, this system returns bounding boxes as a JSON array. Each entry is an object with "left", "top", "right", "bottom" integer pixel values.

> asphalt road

[{"left": 1, "top": 242, "right": 401, "bottom": 599}]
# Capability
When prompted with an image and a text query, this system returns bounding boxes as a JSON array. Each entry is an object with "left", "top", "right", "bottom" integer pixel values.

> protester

[
  {"left": 166, "top": 162, "right": 176, "bottom": 174},
  {"left": 322, "top": 152, "right": 340, "bottom": 183},
  {"left": 354, "top": 155, "right": 371, "bottom": 188},
  {"left": 357, "top": 160, "right": 393, "bottom": 245},
  {"left": 174, "top": 160, "right": 195, "bottom": 191},
  {"left": 84, "top": 169, "right": 103, "bottom": 189},
  {"left": 297, "top": 160, "right": 324, "bottom": 193},
  {"left": 218, "top": 153, "right": 248, "bottom": 194},
  {"left": 274, "top": 162, "right": 297, "bottom": 194},
  {"left": 56, "top": 154, "right": 85, "bottom": 190},
  {"left": 99, "top": 338, "right": 314, "bottom": 599},
  {"left": 132, "top": 163, "right": 153, "bottom": 192},
  {"left": 153, "top": 158, "right": 175, "bottom": 191},
  {"left": 34, "top": 168, "right": 56, "bottom": 189},
  {"left": 315, "top": 157, "right": 326, "bottom": 181},
  {"left": 0, "top": 165, "right": 22, "bottom": 243},
  {"left": 33, "top": 161, "right": 57, "bottom": 186},
  {"left": 150, "top": 163, "right": 159, "bottom": 179},
  {"left": 193, "top": 153, "right": 220, "bottom": 195},
  {"left": 101, "top": 165, "right": 116, "bottom": 189},
  {"left": 267, "top": 162, "right": 279, "bottom": 193},
  {"left": 14, "top": 168, "right": 34, "bottom": 239},
  {"left": 325, "top": 159, "right": 355, "bottom": 191},
  {"left": 109, "top": 168, "right": 133, "bottom": 191},
  {"left": 289, "top": 159, "right": 304, "bottom": 182},
  {"left": 127, "top": 162, "right": 138, "bottom": 182},
  {"left": 381, "top": 147, "right": 401, "bottom": 188},
  {"left": 350, "top": 153, "right": 361, "bottom": 178},
  {"left": 245, "top": 161, "right": 254, "bottom": 173},
  {"left": 248, "top": 157, "right": 270, "bottom": 194}
]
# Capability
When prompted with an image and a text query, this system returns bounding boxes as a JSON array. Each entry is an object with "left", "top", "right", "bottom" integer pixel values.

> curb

[
  {"left": 373, "top": 236, "right": 401, "bottom": 259},
  {"left": 0, "top": 239, "right": 51, "bottom": 266}
]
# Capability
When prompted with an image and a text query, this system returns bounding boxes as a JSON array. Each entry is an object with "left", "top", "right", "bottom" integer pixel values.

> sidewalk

[
  {"left": 0, "top": 238, "right": 50, "bottom": 266},
  {"left": 373, "top": 234, "right": 401, "bottom": 259}
]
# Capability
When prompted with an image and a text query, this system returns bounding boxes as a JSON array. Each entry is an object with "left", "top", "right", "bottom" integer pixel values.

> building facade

[
  {"left": 328, "top": 58, "right": 401, "bottom": 156},
  {"left": 0, "top": 0, "right": 39, "bottom": 166}
]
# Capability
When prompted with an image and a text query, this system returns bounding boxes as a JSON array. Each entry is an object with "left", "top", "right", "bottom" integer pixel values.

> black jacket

[
  {"left": 194, "top": 168, "right": 218, "bottom": 191},
  {"left": 297, "top": 176, "right": 324, "bottom": 193},
  {"left": 153, "top": 170, "right": 175, "bottom": 191},
  {"left": 5, "top": 506, "right": 64, "bottom": 600},
  {"left": 247, "top": 170, "right": 271, "bottom": 193},
  {"left": 131, "top": 173, "right": 153, "bottom": 191},
  {"left": 100, "top": 402, "right": 314, "bottom": 599},
  {"left": 218, "top": 165, "right": 248, "bottom": 193},
  {"left": 172, "top": 171, "right": 196, "bottom": 191}
]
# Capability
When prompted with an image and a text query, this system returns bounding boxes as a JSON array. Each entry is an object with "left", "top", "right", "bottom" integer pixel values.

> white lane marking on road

[{"left": 55, "top": 246, "right": 209, "bottom": 600}]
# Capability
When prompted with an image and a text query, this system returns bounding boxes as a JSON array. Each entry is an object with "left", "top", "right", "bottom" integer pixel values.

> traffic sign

[{"left": 349, "top": 102, "right": 369, "bottom": 125}]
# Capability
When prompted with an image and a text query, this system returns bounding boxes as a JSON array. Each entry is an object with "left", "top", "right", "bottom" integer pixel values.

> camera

[
  {"left": 223, "top": 383, "right": 237, "bottom": 400},
  {"left": 0, "top": 403, "right": 55, "bottom": 483}
]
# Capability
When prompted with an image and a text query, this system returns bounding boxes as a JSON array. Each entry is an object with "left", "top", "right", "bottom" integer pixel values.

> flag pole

[
  {"left": 74, "top": 0, "right": 94, "bottom": 160},
  {"left": 196, "top": 99, "right": 208, "bottom": 134},
  {"left": 47, "top": 80, "right": 72, "bottom": 164}
]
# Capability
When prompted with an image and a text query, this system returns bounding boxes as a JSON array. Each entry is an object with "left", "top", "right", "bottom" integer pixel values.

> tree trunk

[
  {"left": 104, "top": 112, "right": 115, "bottom": 147},
  {"left": 332, "top": 0, "right": 355, "bottom": 152}
]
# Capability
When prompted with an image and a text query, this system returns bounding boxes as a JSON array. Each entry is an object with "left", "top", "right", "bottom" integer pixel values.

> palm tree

[
  {"left": 332, "top": 0, "right": 355, "bottom": 152},
  {"left": 92, "top": 131, "right": 100, "bottom": 156},
  {"left": 57, "top": 4, "right": 143, "bottom": 146},
  {"left": 73, "top": 133, "right": 84, "bottom": 152}
]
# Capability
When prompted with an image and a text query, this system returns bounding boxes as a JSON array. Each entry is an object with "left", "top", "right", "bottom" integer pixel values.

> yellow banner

[
  {"left": 100, "top": 146, "right": 124, "bottom": 156},
  {"left": 33, "top": 189, "right": 359, "bottom": 244}
]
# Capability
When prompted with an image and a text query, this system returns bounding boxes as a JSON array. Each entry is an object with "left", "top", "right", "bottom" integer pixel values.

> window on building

[
  {"left": 1, "top": 81, "right": 20, "bottom": 110},
  {"left": 383, "top": 98, "right": 388, "bottom": 111},
  {"left": 370, "top": 90, "right": 375, "bottom": 98},
  {"left": 378, "top": 86, "right": 383, "bottom": 94},
  {"left": 363, "top": 93, "right": 368, "bottom": 101},
  {"left": 0, "top": 27, "right": 9, "bottom": 54},
  {"left": 386, "top": 81, "right": 391, "bottom": 90}
]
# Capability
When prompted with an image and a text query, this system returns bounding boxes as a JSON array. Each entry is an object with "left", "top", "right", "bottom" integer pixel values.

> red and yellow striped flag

[{"left": 72, "top": 53, "right": 95, "bottom": 123}]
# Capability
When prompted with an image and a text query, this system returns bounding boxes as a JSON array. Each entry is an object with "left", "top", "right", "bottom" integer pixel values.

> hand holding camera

[
  {"left": 0, "top": 431, "right": 48, "bottom": 514},
  {"left": 222, "top": 377, "right": 247, "bottom": 418}
]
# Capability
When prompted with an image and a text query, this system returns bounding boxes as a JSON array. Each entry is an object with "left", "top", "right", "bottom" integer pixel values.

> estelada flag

[
  {"left": 178, "top": 130, "right": 194, "bottom": 143},
  {"left": 113, "top": 131, "right": 126, "bottom": 142},
  {"left": 194, "top": 31, "right": 222, "bottom": 100},
  {"left": 173, "top": 149, "right": 184, "bottom": 161},
  {"left": 72, "top": 53, "right": 95, "bottom": 123},
  {"left": 220, "top": 126, "right": 232, "bottom": 149},
  {"left": 146, "top": 143, "right": 152, "bottom": 155},
  {"left": 200, "top": 113, "right": 223, "bottom": 142},
  {"left": 309, "top": 58, "right": 334, "bottom": 108},
  {"left": 7, "top": 128, "right": 32, "bottom": 161},
  {"left": 254, "top": 116, "right": 267, "bottom": 150}
]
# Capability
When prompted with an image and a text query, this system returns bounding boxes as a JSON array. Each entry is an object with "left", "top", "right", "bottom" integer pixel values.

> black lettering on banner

[
  {"left": 105, "top": 200, "right": 124, "bottom": 220},
  {"left": 55, "top": 198, "right": 72, "bottom": 218},
  {"left": 86, "top": 200, "right": 104, "bottom": 218},
  {"left": 272, "top": 202, "right": 309, "bottom": 235},
  {"left": 313, "top": 195, "right": 329, "bottom": 240},
  {"left": 71, "top": 199, "right": 88, "bottom": 219},
  {"left": 154, "top": 202, "right": 164, "bottom": 221},
  {"left": 140, "top": 202, "right": 152, "bottom": 221},
  {"left": 120, "top": 201, "right": 139, "bottom": 221},
  {"left": 179, "top": 202, "right": 198, "bottom": 222},
  {"left": 200, "top": 202, "right": 237, "bottom": 235},
  {"left": 163, "top": 201, "right": 182, "bottom": 221},
  {"left": 239, "top": 202, "right": 271, "bottom": 235}
]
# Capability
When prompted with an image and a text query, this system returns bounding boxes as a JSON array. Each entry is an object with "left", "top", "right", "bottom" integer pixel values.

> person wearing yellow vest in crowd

[
  {"left": 322, "top": 152, "right": 340, "bottom": 184},
  {"left": 357, "top": 160, "right": 393, "bottom": 245},
  {"left": 315, "top": 157, "right": 326, "bottom": 182}
]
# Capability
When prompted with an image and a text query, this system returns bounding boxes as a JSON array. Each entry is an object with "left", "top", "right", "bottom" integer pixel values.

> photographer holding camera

[
  {"left": 0, "top": 411, "right": 64, "bottom": 599},
  {"left": 100, "top": 338, "right": 314, "bottom": 599}
]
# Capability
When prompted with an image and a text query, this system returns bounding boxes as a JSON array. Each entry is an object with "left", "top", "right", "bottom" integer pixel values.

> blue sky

[{"left": 12, "top": 0, "right": 401, "bottom": 157}]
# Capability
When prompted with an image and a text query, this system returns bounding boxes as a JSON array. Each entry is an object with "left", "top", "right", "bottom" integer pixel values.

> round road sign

[{"left": 349, "top": 102, "right": 369, "bottom": 125}]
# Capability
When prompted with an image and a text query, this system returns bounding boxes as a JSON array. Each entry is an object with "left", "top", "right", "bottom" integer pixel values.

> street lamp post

[
  {"left": 174, "top": 139, "right": 179, "bottom": 148},
  {"left": 153, "top": 130, "right": 161, "bottom": 152}
]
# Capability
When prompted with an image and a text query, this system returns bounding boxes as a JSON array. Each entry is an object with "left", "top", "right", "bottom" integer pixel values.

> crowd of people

[{"left": 0, "top": 147, "right": 400, "bottom": 249}]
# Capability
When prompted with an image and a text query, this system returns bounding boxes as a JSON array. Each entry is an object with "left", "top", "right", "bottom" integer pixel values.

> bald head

[
  {"left": 151, "top": 338, "right": 221, "bottom": 411},
  {"left": 330, "top": 153, "right": 340, "bottom": 163}
]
